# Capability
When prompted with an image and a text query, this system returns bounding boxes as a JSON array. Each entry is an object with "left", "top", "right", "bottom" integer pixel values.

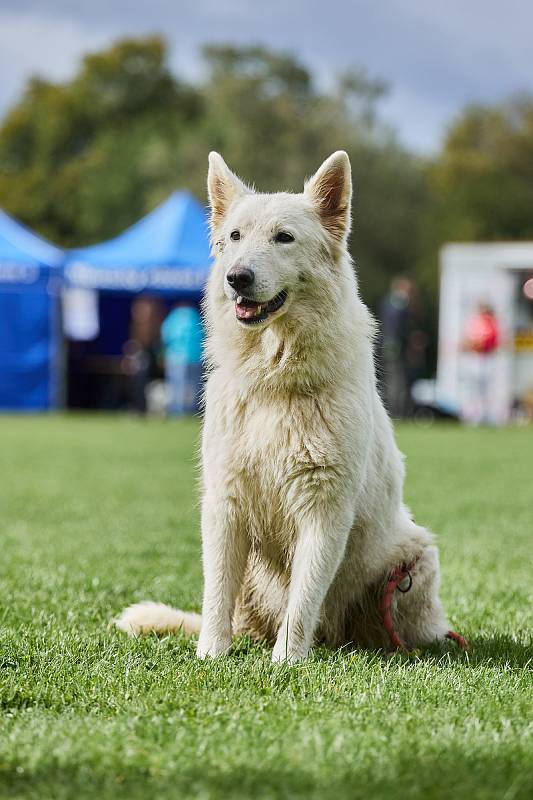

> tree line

[{"left": 1, "top": 36, "right": 533, "bottom": 321}]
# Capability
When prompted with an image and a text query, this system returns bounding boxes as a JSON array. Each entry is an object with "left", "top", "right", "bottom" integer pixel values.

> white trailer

[{"left": 437, "top": 243, "right": 533, "bottom": 424}]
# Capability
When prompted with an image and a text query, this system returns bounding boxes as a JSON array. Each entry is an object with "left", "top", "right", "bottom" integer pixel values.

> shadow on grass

[
  {"left": 418, "top": 633, "right": 533, "bottom": 669},
  {"left": 299, "top": 633, "right": 533, "bottom": 670},
  {"left": 2, "top": 750, "right": 532, "bottom": 800},
  {"left": 169, "top": 631, "right": 533, "bottom": 670}
]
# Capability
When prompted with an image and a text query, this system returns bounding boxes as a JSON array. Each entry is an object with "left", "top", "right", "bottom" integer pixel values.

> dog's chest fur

[{"left": 204, "top": 373, "right": 351, "bottom": 558}]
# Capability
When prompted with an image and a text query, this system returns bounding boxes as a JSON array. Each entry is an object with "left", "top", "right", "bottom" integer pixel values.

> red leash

[
  {"left": 445, "top": 629, "right": 469, "bottom": 649},
  {"left": 379, "top": 556, "right": 469, "bottom": 652}
]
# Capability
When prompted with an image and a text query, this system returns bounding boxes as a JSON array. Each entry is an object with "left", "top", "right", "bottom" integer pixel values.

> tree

[
  {"left": 0, "top": 37, "right": 201, "bottom": 243},
  {"left": 0, "top": 37, "right": 429, "bottom": 314},
  {"left": 431, "top": 97, "right": 533, "bottom": 241},
  {"left": 413, "top": 96, "right": 533, "bottom": 313}
]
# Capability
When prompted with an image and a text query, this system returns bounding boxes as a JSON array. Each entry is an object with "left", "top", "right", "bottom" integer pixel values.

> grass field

[{"left": 0, "top": 415, "right": 531, "bottom": 800}]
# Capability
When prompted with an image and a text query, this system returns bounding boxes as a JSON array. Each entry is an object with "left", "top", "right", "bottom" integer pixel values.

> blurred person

[
  {"left": 379, "top": 278, "right": 425, "bottom": 418},
  {"left": 122, "top": 296, "right": 164, "bottom": 413},
  {"left": 161, "top": 302, "right": 203, "bottom": 415},
  {"left": 521, "top": 387, "right": 533, "bottom": 422},
  {"left": 461, "top": 302, "right": 500, "bottom": 425}
]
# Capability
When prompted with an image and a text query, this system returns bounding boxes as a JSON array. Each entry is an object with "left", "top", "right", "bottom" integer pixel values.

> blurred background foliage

[{"left": 1, "top": 36, "right": 533, "bottom": 316}]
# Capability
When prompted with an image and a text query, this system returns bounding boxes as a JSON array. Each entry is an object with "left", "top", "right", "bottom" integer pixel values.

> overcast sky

[{"left": 1, "top": 0, "right": 532, "bottom": 153}]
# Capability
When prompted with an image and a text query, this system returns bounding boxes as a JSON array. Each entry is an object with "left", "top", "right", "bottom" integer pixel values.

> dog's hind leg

[
  {"left": 114, "top": 602, "right": 202, "bottom": 636},
  {"left": 383, "top": 520, "right": 451, "bottom": 650}
]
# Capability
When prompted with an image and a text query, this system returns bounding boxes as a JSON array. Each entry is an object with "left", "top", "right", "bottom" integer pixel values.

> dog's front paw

[
  {"left": 271, "top": 639, "right": 309, "bottom": 664},
  {"left": 196, "top": 633, "right": 232, "bottom": 659}
]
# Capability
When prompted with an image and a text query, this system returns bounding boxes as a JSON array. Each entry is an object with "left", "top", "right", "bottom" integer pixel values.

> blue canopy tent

[
  {"left": 63, "top": 191, "right": 212, "bottom": 409},
  {"left": 65, "top": 191, "right": 211, "bottom": 295},
  {"left": 0, "top": 211, "right": 63, "bottom": 411}
]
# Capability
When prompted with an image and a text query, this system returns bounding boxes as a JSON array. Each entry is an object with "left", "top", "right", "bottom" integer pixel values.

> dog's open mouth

[{"left": 235, "top": 290, "right": 287, "bottom": 325}]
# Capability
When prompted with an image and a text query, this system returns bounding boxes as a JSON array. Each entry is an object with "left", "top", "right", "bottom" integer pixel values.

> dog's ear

[
  {"left": 207, "top": 152, "right": 248, "bottom": 229},
  {"left": 304, "top": 151, "right": 352, "bottom": 242}
]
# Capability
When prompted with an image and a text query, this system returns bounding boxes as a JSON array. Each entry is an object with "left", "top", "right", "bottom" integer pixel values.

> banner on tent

[
  {"left": 0, "top": 262, "right": 41, "bottom": 285},
  {"left": 66, "top": 262, "right": 209, "bottom": 293}
]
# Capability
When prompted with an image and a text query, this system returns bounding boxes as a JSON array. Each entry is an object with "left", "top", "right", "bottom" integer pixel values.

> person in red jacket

[
  {"left": 464, "top": 303, "right": 500, "bottom": 355},
  {"left": 462, "top": 303, "right": 500, "bottom": 424}
]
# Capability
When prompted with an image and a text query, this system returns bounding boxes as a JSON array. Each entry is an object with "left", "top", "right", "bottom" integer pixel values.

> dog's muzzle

[{"left": 234, "top": 290, "right": 287, "bottom": 325}]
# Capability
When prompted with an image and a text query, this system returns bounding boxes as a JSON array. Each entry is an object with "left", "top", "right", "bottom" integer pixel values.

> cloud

[
  {"left": 0, "top": 10, "right": 111, "bottom": 112},
  {"left": 1, "top": 1, "right": 533, "bottom": 152}
]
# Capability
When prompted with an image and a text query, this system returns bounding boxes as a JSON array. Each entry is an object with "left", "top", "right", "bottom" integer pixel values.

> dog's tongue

[{"left": 235, "top": 298, "right": 262, "bottom": 319}]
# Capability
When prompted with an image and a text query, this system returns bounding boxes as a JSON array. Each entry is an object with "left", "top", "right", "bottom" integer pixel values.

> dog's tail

[{"left": 114, "top": 602, "right": 202, "bottom": 637}]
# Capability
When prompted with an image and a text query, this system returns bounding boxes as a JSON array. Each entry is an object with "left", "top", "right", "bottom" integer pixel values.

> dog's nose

[{"left": 226, "top": 267, "right": 255, "bottom": 292}]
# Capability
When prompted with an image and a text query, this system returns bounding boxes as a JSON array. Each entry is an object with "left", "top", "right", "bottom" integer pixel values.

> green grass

[{"left": 0, "top": 416, "right": 531, "bottom": 800}]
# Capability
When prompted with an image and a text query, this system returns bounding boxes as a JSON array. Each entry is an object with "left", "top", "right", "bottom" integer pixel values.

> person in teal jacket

[{"left": 161, "top": 302, "right": 203, "bottom": 414}]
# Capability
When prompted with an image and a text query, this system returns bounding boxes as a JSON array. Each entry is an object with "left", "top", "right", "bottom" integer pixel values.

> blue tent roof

[
  {"left": 0, "top": 210, "right": 63, "bottom": 286},
  {"left": 65, "top": 191, "right": 212, "bottom": 294},
  {"left": 0, "top": 210, "right": 63, "bottom": 411}
]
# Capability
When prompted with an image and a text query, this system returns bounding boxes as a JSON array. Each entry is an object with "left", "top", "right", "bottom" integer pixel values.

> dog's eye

[
  {"left": 230, "top": 230, "right": 241, "bottom": 242},
  {"left": 275, "top": 231, "right": 295, "bottom": 244}
]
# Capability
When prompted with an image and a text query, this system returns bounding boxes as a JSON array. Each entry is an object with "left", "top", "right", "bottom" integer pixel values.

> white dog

[{"left": 116, "top": 151, "right": 466, "bottom": 662}]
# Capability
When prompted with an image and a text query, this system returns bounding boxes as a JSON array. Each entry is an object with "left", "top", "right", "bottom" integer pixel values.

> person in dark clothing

[
  {"left": 122, "top": 296, "right": 164, "bottom": 414},
  {"left": 380, "top": 278, "right": 426, "bottom": 418}
]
